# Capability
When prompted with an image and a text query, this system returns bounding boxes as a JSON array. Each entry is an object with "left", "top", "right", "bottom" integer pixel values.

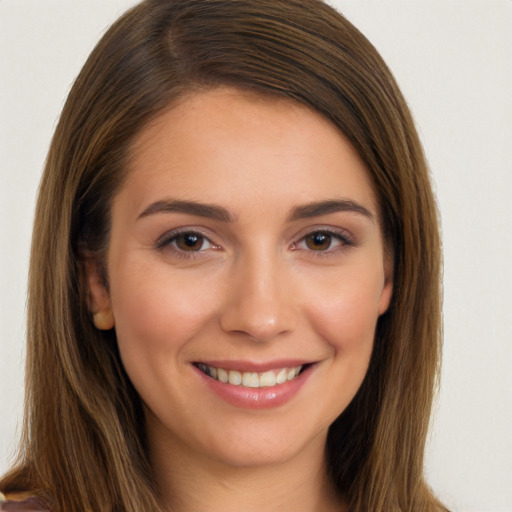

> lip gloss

[{"left": 193, "top": 363, "right": 313, "bottom": 410}]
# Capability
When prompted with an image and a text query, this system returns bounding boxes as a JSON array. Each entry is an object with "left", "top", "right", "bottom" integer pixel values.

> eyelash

[
  {"left": 155, "top": 228, "right": 218, "bottom": 259},
  {"left": 291, "top": 228, "right": 355, "bottom": 256},
  {"left": 155, "top": 227, "right": 355, "bottom": 258}
]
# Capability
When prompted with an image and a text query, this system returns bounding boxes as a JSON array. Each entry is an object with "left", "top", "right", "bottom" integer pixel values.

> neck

[{"left": 149, "top": 427, "right": 346, "bottom": 512}]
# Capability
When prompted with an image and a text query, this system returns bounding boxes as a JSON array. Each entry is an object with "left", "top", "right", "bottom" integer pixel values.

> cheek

[
  {"left": 107, "top": 266, "right": 225, "bottom": 412},
  {"left": 303, "top": 268, "right": 384, "bottom": 418},
  {"left": 109, "top": 263, "right": 222, "bottom": 364},
  {"left": 303, "top": 265, "right": 385, "bottom": 353}
]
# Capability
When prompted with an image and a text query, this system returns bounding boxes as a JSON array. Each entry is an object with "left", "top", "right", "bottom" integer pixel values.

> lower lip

[{"left": 194, "top": 365, "right": 313, "bottom": 410}]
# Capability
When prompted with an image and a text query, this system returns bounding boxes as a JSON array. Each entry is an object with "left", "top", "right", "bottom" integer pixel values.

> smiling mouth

[{"left": 195, "top": 363, "right": 309, "bottom": 388}]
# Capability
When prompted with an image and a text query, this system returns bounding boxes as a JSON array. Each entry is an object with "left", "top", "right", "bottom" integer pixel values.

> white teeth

[
  {"left": 228, "top": 370, "right": 242, "bottom": 385},
  {"left": 198, "top": 364, "right": 303, "bottom": 388},
  {"left": 276, "top": 368, "right": 287, "bottom": 384},
  {"left": 259, "top": 370, "right": 277, "bottom": 387},
  {"left": 242, "top": 372, "right": 260, "bottom": 388},
  {"left": 217, "top": 368, "right": 228, "bottom": 383},
  {"left": 287, "top": 367, "right": 297, "bottom": 380}
]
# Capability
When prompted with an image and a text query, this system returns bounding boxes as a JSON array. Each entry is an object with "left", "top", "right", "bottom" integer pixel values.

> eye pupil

[
  {"left": 176, "top": 233, "right": 203, "bottom": 251},
  {"left": 306, "top": 233, "right": 331, "bottom": 251}
]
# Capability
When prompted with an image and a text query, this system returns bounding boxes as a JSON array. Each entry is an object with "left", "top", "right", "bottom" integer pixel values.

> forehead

[{"left": 119, "top": 87, "right": 379, "bottom": 220}]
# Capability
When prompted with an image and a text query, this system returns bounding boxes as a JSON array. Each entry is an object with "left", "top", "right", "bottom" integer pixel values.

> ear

[
  {"left": 378, "top": 251, "right": 394, "bottom": 315},
  {"left": 84, "top": 259, "right": 115, "bottom": 330}
]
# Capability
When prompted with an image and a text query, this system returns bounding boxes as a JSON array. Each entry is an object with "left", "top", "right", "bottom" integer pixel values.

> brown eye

[
  {"left": 174, "top": 233, "right": 206, "bottom": 251},
  {"left": 305, "top": 232, "right": 333, "bottom": 251}
]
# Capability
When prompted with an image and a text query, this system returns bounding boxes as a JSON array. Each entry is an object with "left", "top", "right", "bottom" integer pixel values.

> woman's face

[{"left": 89, "top": 87, "right": 392, "bottom": 470}]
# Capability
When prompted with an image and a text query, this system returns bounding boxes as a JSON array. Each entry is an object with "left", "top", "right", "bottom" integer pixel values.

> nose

[{"left": 219, "top": 250, "right": 298, "bottom": 343}]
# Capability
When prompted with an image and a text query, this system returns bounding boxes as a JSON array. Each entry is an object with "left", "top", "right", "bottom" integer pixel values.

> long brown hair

[{"left": 1, "top": 1, "right": 445, "bottom": 511}]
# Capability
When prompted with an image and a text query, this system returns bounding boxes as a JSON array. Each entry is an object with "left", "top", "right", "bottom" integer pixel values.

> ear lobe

[
  {"left": 93, "top": 310, "right": 115, "bottom": 330},
  {"left": 84, "top": 259, "right": 115, "bottom": 330}
]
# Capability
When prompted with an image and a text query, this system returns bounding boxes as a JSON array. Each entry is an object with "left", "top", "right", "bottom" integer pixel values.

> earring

[{"left": 93, "top": 310, "right": 115, "bottom": 330}]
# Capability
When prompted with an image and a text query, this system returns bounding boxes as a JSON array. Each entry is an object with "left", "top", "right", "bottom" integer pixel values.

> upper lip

[{"left": 193, "top": 359, "right": 315, "bottom": 373}]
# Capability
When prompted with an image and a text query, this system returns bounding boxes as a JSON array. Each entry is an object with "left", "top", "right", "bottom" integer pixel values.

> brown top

[{"left": 0, "top": 494, "right": 48, "bottom": 512}]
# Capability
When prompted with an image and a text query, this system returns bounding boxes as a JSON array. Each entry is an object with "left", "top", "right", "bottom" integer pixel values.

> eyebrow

[
  {"left": 138, "top": 198, "right": 375, "bottom": 223},
  {"left": 288, "top": 199, "right": 375, "bottom": 223},
  {"left": 138, "top": 199, "right": 234, "bottom": 222}
]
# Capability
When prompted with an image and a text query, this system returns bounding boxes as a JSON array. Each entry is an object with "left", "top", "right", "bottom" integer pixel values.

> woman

[{"left": 0, "top": 0, "right": 446, "bottom": 511}]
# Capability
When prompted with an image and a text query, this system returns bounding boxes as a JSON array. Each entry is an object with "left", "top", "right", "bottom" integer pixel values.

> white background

[{"left": 1, "top": 1, "right": 511, "bottom": 511}]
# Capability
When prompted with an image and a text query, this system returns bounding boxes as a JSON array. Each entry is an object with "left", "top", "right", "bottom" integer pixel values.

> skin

[{"left": 88, "top": 87, "right": 393, "bottom": 512}]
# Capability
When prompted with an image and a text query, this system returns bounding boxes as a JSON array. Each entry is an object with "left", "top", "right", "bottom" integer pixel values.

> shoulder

[{"left": 0, "top": 493, "right": 49, "bottom": 511}]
